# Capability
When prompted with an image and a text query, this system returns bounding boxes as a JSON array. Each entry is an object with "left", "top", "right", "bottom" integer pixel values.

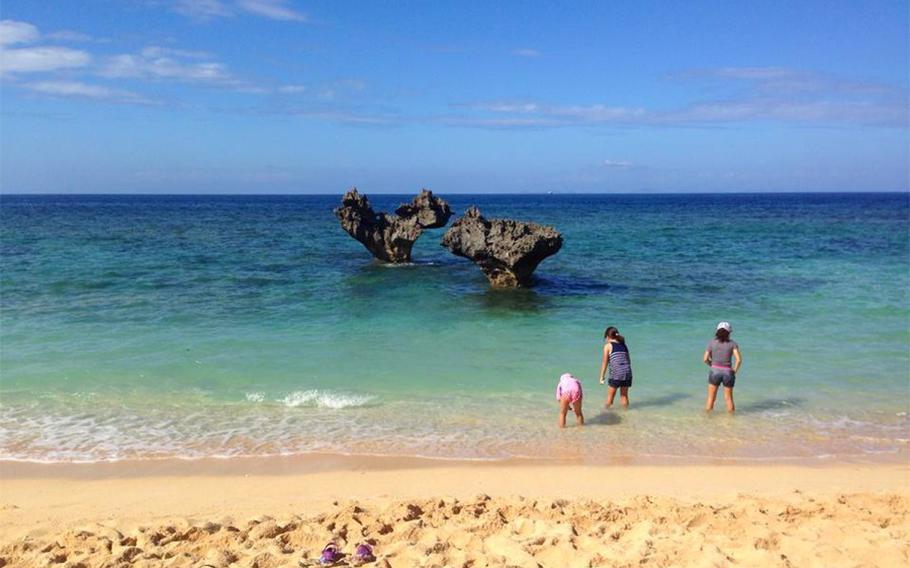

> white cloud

[
  {"left": 1, "top": 46, "right": 91, "bottom": 74},
  {"left": 454, "top": 67, "right": 908, "bottom": 129},
  {"left": 237, "top": 0, "right": 307, "bottom": 22},
  {"left": 234, "top": 85, "right": 270, "bottom": 94},
  {"left": 547, "top": 104, "right": 647, "bottom": 121},
  {"left": 468, "top": 102, "right": 540, "bottom": 113},
  {"left": 444, "top": 116, "right": 561, "bottom": 128},
  {"left": 336, "top": 79, "right": 365, "bottom": 91},
  {"left": 712, "top": 66, "right": 794, "bottom": 80},
  {"left": 0, "top": 19, "right": 286, "bottom": 103},
  {"left": 174, "top": 0, "right": 232, "bottom": 19},
  {"left": 464, "top": 101, "right": 645, "bottom": 124},
  {"left": 463, "top": 97, "right": 906, "bottom": 128},
  {"left": 288, "top": 109, "right": 395, "bottom": 125},
  {"left": 23, "top": 80, "right": 155, "bottom": 104},
  {"left": 0, "top": 20, "right": 95, "bottom": 75},
  {"left": 511, "top": 48, "right": 540, "bottom": 58},
  {"left": 45, "top": 30, "right": 100, "bottom": 43},
  {"left": 102, "top": 50, "right": 234, "bottom": 83},
  {"left": 318, "top": 79, "right": 365, "bottom": 100},
  {"left": 1, "top": 20, "right": 102, "bottom": 45},
  {"left": 668, "top": 98, "right": 908, "bottom": 126},
  {"left": 680, "top": 66, "right": 900, "bottom": 97},
  {"left": 99, "top": 47, "right": 279, "bottom": 93},
  {"left": 140, "top": 46, "right": 211, "bottom": 59},
  {"left": 0, "top": 20, "right": 40, "bottom": 46},
  {"left": 602, "top": 160, "right": 633, "bottom": 168},
  {"left": 173, "top": 0, "right": 307, "bottom": 21},
  {"left": 278, "top": 84, "right": 306, "bottom": 93}
]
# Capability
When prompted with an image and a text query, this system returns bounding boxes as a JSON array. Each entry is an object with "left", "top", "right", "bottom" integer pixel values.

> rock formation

[
  {"left": 335, "top": 188, "right": 453, "bottom": 263},
  {"left": 393, "top": 190, "right": 452, "bottom": 229},
  {"left": 441, "top": 206, "right": 563, "bottom": 287}
]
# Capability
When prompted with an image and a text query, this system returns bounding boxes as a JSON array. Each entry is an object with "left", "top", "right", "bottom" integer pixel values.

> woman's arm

[
  {"left": 703, "top": 349, "right": 712, "bottom": 366},
  {"left": 599, "top": 343, "right": 611, "bottom": 384},
  {"left": 732, "top": 347, "right": 742, "bottom": 373}
]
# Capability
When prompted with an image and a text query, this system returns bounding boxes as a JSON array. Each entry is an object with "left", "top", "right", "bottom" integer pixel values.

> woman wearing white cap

[{"left": 703, "top": 321, "right": 741, "bottom": 412}]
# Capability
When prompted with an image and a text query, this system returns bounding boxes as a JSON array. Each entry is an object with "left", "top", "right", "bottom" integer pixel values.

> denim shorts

[
  {"left": 608, "top": 372, "right": 632, "bottom": 389},
  {"left": 708, "top": 369, "right": 736, "bottom": 388}
]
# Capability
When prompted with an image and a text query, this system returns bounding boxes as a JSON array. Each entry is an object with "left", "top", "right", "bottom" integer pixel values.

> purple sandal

[
  {"left": 354, "top": 543, "right": 375, "bottom": 563},
  {"left": 319, "top": 542, "right": 340, "bottom": 565}
]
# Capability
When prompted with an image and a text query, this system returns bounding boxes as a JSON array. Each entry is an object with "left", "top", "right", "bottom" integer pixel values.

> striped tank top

[{"left": 608, "top": 341, "right": 632, "bottom": 380}]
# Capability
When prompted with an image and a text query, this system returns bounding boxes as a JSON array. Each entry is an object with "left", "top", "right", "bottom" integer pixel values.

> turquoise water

[{"left": 1, "top": 193, "right": 908, "bottom": 463}]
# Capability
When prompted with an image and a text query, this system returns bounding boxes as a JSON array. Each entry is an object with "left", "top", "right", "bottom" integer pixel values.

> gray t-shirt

[{"left": 707, "top": 339, "right": 738, "bottom": 368}]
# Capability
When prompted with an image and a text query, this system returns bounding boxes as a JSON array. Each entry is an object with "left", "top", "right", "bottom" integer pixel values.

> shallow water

[{"left": 1, "top": 193, "right": 908, "bottom": 463}]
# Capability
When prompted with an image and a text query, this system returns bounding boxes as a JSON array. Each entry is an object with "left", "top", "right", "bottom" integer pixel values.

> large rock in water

[
  {"left": 441, "top": 206, "right": 563, "bottom": 287},
  {"left": 335, "top": 188, "right": 452, "bottom": 263},
  {"left": 394, "top": 190, "right": 452, "bottom": 229}
]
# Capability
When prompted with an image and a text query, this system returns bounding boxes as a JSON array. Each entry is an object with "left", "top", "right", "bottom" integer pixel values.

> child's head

[{"left": 604, "top": 326, "right": 625, "bottom": 344}]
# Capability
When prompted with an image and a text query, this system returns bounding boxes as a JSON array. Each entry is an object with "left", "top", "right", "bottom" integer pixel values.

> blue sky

[{"left": 1, "top": 0, "right": 907, "bottom": 193}]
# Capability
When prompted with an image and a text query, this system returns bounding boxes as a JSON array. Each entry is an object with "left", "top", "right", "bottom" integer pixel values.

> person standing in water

[
  {"left": 599, "top": 326, "right": 633, "bottom": 408},
  {"left": 556, "top": 372, "right": 584, "bottom": 428},
  {"left": 704, "top": 321, "right": 742, "bottom": 412}
]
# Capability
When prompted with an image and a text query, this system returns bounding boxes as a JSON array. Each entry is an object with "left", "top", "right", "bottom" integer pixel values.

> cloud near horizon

[
  {"left": 450, "top": 67, "right": 908, "bottom": 129},
  {"left": 602, "top": 160, "right": 633, "bottom": 168},
  {"left": 225, "top": 65, "right": 910, "bottom": 130}
]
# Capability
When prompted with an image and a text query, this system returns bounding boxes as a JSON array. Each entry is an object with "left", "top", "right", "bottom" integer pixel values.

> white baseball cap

[{"left": 716, "top": 321, "right": 732, "bottom": 332}]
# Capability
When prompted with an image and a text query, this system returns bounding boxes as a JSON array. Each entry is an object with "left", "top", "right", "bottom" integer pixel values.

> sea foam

[{"left": 280, "top": 390, "right": 374, "bottom": 409}]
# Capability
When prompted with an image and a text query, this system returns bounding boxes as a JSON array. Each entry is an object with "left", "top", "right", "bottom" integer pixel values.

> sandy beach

[{"left": 1, "top": 457, "right": 907, "bottom": 567}]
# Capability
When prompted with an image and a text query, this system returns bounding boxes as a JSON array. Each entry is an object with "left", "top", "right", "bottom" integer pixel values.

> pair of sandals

[{"left": 304, "top": 541, "right": 375, "bottom": 566}]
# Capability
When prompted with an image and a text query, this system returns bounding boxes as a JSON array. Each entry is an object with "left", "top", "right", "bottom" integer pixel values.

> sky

[{"left": 0, "top": 0, "right": 908, "bottom": 194}]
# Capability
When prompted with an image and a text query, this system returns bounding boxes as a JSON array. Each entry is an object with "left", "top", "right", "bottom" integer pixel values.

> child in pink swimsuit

[{"left": 556, "top": 373, "right": 584, "bottom": 428}]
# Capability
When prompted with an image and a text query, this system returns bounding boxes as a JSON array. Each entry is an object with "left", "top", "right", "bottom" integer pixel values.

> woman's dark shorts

[
  {"left": 608, "top": 373, "right": 632, "bottom": 388},
  {"left": 708, "top": 369, "right": 736, "bottom": 388}
]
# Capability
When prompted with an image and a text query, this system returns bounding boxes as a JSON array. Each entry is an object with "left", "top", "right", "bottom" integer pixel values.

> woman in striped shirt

[{"left": 599, "top": 326, "right": 633, "bottom": 408}]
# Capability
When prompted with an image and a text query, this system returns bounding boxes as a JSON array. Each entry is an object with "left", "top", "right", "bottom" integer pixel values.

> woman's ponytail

[{"left": 604, "top": 326, "right": 625, "bottom": 344}]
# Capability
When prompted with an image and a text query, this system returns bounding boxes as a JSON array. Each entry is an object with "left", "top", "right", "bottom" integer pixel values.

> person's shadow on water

[
  {"left": 735, "top": 397, "right": 806, "bottom": 413},
  {"left": 587, "top": 412, "right": 622, "bottom": 426},
  {"left": 632, "top": 392, "right": 692, "bottom": 409}
]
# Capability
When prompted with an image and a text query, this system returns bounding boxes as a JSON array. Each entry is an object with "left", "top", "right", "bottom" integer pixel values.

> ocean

[{"left": 1, "top": 193, "right": 908, "bottom": 463}]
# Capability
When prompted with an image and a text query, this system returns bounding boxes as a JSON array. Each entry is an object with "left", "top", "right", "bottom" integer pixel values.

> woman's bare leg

[
  {"left": 619, "top": 386, "right": 630, "bottom": 407},
  {"left": 558, "top": 397, "right": 571, "bottom": 428},
  {"left": 723, "top": 387, "right": 735, "bottom": 413},
  {"left": 606, "top": 387, "right": 617, "bottom": 408},
  {"left": 572, "top": 399, "right": 584, "bottom": 426},
  {"left": 705, "top": 384, "right": 719, "bottom": 411}
]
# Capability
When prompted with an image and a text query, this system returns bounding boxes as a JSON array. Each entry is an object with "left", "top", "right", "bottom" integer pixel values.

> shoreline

[{"left": 2, "top": 450, "right": 908, "bottom": 479}]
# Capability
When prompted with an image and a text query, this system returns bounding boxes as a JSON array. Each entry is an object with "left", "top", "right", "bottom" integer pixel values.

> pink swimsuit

[{"left": 556, "top": 373, "right": 583, "bottom": 403}]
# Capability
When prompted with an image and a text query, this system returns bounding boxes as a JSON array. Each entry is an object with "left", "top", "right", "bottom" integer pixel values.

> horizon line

[{"left": 1, "top": 190, "right": 908, "bottom": 197}]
